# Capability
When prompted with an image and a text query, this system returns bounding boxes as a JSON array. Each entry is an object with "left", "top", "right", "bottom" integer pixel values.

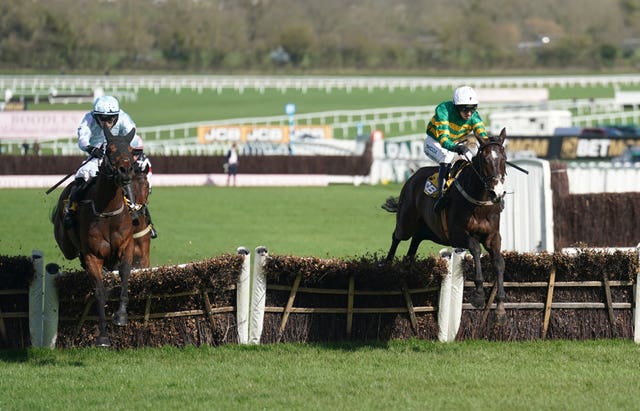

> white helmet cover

[
  {"left": 93, "top": 95, "right": 120, "bottom": 116},
  {"left": 453, "top": 86, "right": 479, "bottom": 105}
]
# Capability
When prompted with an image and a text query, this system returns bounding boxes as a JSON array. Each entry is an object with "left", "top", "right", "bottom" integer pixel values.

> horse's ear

[
  {"left": 498, "top": 128, "right": 507, "bottom": 145},
  {"left": 125, "top": 128, "right": 136, "bottom": 145},
  {"left": 103, "top": 125, "right": 114, "bottom": 145}
]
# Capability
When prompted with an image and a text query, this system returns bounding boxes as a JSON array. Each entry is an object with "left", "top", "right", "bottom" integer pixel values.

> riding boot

[
  {"left": 123, "top": 182, "right": 141, "bottom": 226},
  {"left": 145, "top": 207, "right": 158, "bottom": 239},
  {"left": 433, "top": 163, "right": 450, "bottom": 212},
  {"left": 63, "top": 178, "right": 86, "bottom": 229}
]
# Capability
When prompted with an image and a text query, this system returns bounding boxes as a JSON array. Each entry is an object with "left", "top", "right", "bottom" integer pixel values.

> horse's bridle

[
  {"left": 100, "top": 146, "right": 133, "bottom": 186},
  {"left": 453, "top": 141, "right": 506, "bottom": 206},
  {"left": 469, "top": 141, "right": 506, "bottom": 190}
]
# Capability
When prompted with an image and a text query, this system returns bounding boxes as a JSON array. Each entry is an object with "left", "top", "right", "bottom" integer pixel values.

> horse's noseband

[
  {"left": 101, "top": 148, "right": 133, "bottom": 186},
  {"left": 474, "top": 142, "right": 506, "bottom": 201}
]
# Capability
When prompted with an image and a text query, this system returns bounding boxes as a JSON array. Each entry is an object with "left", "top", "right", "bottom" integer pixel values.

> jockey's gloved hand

[
  {"left": 87, "top": 146, "right": 104, "bottom": 159},
  {"left": 453, "top": 144, "right": 473, "bottom": 162}
]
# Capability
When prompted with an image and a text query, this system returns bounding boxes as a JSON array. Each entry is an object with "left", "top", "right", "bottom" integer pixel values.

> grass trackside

[
  {"left": 0, "top": 184, "right": 435, "bottom": 270},
  {"left": 1, "top": 339, "right": 639, "bottom": 410}
]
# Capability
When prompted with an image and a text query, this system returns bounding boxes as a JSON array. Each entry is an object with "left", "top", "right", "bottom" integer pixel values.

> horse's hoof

[
  {"left": 471, "top": 290, "right": 485, "bottom": 308},
  {"left": 95, "top": 336, "right": 110, "bottom": 347},
  {"left": 113, "top": 312, "right": 128, "bottom": 326}
]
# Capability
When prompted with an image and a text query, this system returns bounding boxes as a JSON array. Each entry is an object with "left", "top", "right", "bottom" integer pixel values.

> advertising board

[
  {"left": 197, "top": 125, "right": 332, "bottom": 144},
  {"left": 0, "top": 111, "right": 85, "bottom": 140}
]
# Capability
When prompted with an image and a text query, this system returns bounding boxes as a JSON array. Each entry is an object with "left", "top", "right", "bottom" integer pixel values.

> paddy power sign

[{"left": 197, "top": 125, "right": 332, "bottom": 144}]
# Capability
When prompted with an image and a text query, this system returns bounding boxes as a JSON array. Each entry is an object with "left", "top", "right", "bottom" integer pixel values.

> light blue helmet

[{"left": 93, "top": 95, "right": 120, "bottom": 116}]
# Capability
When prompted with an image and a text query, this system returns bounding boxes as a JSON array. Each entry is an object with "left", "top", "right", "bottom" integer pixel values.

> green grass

[
  {"left": 0, "top": 184, "right": 437, "bottom": 271},
  {"left": 1, "top": 339, "right": 639, "bottom": 410},
  {"left": 31, "top": 87, "right": 454, "bottom": 127},
  {"left": 28, "top": 83, "right": 621, "bottom": 128}
]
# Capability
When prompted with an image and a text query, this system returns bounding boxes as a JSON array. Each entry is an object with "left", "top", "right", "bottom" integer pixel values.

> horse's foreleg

[
  {"left": 484, "top": 231, "right": 506, "bottom": 324},
  {"left": 94, "top": 280, "right": 110, "bottom": 347},
  {"left": 87, "top": 257, "right": 110, "bottom": 347},
  {"left": 113, "top": 260, "right": 131, "bottom": 326},
  {"left": 468, "top": 239, "right": 485, "bottom": 309},
  {"left": 489, "top": 247, "right": 506, "bottom": 325}
]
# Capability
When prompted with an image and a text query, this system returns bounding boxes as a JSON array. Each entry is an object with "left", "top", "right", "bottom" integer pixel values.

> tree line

[{"left": 2, "top": 0, "right": 640, "bottom": 74}]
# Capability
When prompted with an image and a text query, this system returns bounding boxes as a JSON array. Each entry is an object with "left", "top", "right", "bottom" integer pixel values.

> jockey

[
  {"left": 63, "top": 95, "right": 141, "bottom": 228},
  {"left": 131, "top": 135, "right": 158, "bottom": 239},
  {"left": 131, "top": 135, "right": 153, "bottom": 183},
  {"left": 423, "top": 86, "right": 488, "bottom": 212}
]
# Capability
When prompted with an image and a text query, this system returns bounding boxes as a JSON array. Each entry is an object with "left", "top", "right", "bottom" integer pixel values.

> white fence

[
  {"left": 5, "top": 74, "right": 640, "bottom": 95},
  {"left": 30, "top": 97, "right": 637, "bottom": 157},
  {"left": 500, "top": 159, "right": 555, "bottom": 252},
  {"left": 567, "top": 161, "right": 640, "bottom": 193}
]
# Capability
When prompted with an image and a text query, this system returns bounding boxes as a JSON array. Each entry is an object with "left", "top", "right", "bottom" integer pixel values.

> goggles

[
  {"left": 96, "top": 114, "right": 118, "bottom": 123},
  {"left": 456, "top": 105, "right": 477, "bottom": 114}
]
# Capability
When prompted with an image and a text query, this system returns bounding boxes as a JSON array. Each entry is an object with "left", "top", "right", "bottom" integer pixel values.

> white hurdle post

[
  {"left": 249, "top": 246, "right": 269, "bottom": 344},
  {"left": 438, "top": 248, "right": 466, "bottom": 342},
  {"left": 235, "top": 247, "right": 251, "bottom": 344},
  {"left": 28, "top": 250, "right": 60, "bottom": 348}
]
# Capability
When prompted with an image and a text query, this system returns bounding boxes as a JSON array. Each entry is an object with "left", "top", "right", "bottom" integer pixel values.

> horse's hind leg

[
  {"left": 406, "top": 223, "right": 430, "bottom": 261},
  {"left": 385, "top": 234, "right": 401, "bottom": 262},
  {"left": 406, "top": 237, "right": 422, "bottom": 261}
]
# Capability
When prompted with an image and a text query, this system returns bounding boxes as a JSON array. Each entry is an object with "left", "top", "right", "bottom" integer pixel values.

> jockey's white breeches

[{"left": 74, "top": 156, "right": 101, "bottom": 181}]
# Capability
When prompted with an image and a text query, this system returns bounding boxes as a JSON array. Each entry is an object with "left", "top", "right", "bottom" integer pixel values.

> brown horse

[
  {"left": 132, "top": 163, "right": 151, "bottom": 269},
  {"left": 383, "top": 129, "right": 508, "bottom": 322},
  {"left": 52, "top": 127, "right": 137, "bottom": 347}
]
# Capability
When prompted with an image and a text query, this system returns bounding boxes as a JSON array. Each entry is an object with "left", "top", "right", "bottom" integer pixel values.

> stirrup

[{"left": 150, "top": 226, "right": 158, "bottom": 239}]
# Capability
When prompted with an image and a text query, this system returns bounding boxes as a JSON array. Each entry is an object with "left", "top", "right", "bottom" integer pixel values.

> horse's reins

[
  {"left": 453, "top": 180, "right": 495, "bottom": 206},
  {"left": 82, "top": 145, "right": 131, "bottom": 218},
  {"left": 80, "top": 199, "right": 126, "bottom": 218},
  {"left": 454, "top": 142, "right": 505, "bottom": 207}
]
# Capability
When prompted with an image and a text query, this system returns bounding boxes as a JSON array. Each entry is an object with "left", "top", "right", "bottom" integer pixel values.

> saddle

[
  {"left": 63, "top": 178, "right": 97, "bottom": 213},
  {"left": 423, "top": 161, "right": 468, "bottom": 198}
]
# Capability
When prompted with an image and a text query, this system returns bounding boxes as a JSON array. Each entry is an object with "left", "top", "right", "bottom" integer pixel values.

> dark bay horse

[
  {"left": 132, "top": 163, "right": 151, "bottom": 269},
  {"left": 52, "top": 127, "right": 137, "bottom": 347},
  {"left": 383, "top": 129, "right": 508, "bottom": 322}
]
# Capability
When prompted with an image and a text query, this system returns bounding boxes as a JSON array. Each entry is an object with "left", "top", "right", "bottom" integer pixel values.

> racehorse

[
  {"left": 132, "top": 162, "right": 152, "bottom": 269},
  {"left": 52, "top": 127, "right": 137, "bottom": 347},
  {"left": 383, "top": 128, "right": 508, "bottom": 322}
]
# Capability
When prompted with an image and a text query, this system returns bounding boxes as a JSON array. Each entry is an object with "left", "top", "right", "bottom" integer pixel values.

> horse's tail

[{"left": 381, "top": 196, "right": 399, "bottom": 213}]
